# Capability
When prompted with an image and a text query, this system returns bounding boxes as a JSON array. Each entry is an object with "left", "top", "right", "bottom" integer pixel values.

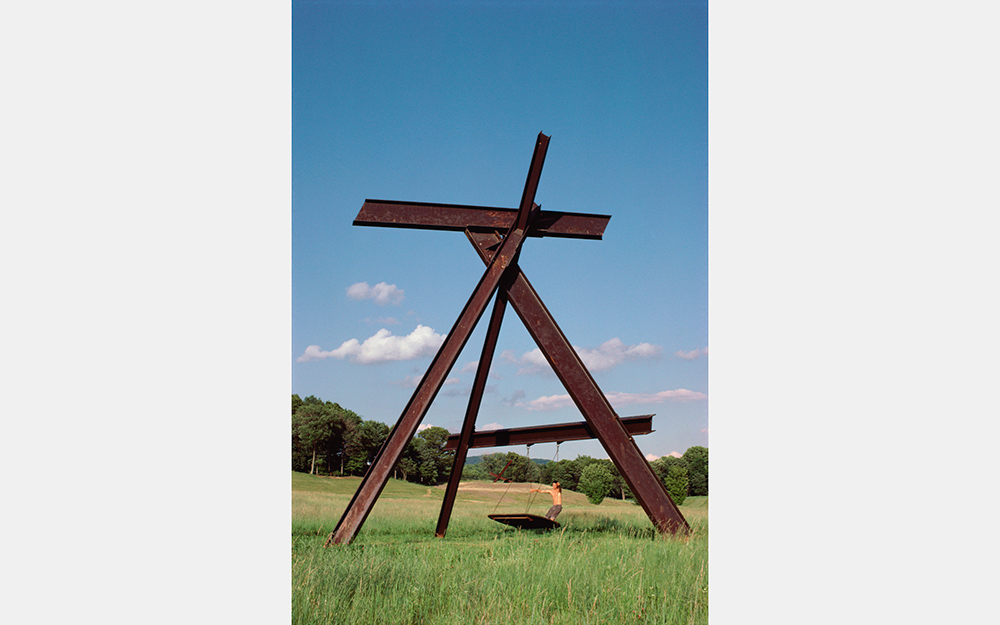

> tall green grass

[{"left": 292, "top": 472, "right": 707, "bottom": 624}]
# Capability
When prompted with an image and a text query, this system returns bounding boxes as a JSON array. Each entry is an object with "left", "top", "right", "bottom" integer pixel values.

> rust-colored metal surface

[
  {"left": 435, "top": 278, "right": 511, "bottom": 538},
  {"left": 467, "top": 230, "right": 690, "bottom": 536},
  {"left": 325, "top": 133, "right": 549, "bottom": 547},
  {"left": 488, "top": 459, "right": 514, "bottom": 483},
  {"left": 324, "top": 132, "right": 688, "bottom": 545},
  {"left": 441, "top": 415, "right": 655, "bottom": 451},
  {"left": 354, "top": 201, "right": 611, "bottom": 240}
]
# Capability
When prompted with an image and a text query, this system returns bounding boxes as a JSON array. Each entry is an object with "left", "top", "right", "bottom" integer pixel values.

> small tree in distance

[
  {"left": 662, "top": 464, "right": 688, "bottom": 505},
  {"left": 682, "top": 446, "right": 708, "bottom": 496},
  {"left": 578, "top": 462, "right": 615, "bottom": 505}
]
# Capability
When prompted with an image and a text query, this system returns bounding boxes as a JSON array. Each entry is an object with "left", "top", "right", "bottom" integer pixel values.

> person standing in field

[{"left": 531, "top": 481, "right": 562, "bottom": 521}]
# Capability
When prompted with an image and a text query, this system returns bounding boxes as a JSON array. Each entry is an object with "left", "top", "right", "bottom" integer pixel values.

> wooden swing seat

[{"left": 488, "top": 513, "right": 560, "bottom": 530}]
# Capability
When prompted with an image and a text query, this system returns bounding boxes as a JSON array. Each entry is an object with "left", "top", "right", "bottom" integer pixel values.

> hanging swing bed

[
  {"left": 488, "top": 513, "right": 558, "bottom": 530},
  {"left": 488, "top": 443, "right": 561, "bottom": 530},
  {"left": 438, "top": 415, "right": 657, "bottom": 536}
]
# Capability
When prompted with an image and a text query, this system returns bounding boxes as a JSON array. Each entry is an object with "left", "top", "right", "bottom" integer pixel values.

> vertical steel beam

[
  {"left": 467, "top": 231, "right": 690, "bottom": 535},
  {"left": 434, "top": 273, "right": 512, "bottom": 538},
  {"left": 326, "top": 135, "right": 549, "bottom": 546}
]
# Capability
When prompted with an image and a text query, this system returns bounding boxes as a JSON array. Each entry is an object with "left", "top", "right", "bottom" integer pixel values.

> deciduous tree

[
  {"left": 292, "top": 403, "right": 337, "bottom": 475},
  {"left": 682, "top": 446, "right": 708, "bottom": 496},
  {"left": 662, "top": 464, "right": 688, "bottom": 505},
  {"left": 578, "top": 462, "right": 615, "bottom": 505},
  {"left": 546, "top": 459, "right": 580, "bottom": 491}
]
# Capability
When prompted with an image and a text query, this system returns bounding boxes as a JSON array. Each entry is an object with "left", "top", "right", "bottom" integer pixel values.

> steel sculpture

[{"left": 324, "top": 133, "right": 689, "bottom": 546}]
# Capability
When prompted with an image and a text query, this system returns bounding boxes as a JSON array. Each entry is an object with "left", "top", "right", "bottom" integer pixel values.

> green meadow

[{"left": 292, "top": 472, "right": 707, "bottom": 624}]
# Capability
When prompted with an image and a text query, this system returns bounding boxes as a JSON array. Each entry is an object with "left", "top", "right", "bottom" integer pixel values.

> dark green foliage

[
  {"left": 663, "top": 465, "right": 688, "bottom": 505},
  {"left": 414, "top": 426, "right": 455, "bottom": 484},
  {"left": 356, "top": 420, "right": 389, "bottom": 467},
  {"left": 291, "top": 445, "right": 312, "bottom": 473},
  {"left": 546, "top": 459, "right": 580, "bottom": 491},
  {"left": 461, "top": 463, "right": 488, "bottom": 480},
  {"left": 291, "top": 402, "right": 338, "bottom": 475},
  {"left": 682, "top": 446, "right": 708, "bottom": 496},
  {"left": 650, "top": 455, "right": 687, "bottom": 483},
  {"left": 291, "top": 397, "right": 390, "bottom": 477},
  {"left": 479, "top": 451, "right": 540, "bottom": 484},
  {"left": 578, "top": 462, "right": 615, "bottom": 505},
  {"left": 650, "top": 454, "right": 695, "bottom": 502},
  {"left": 539, "top": 462, "right": 552, "bottom": 484},
  {"left": 602, "top": 460, "right": 632, "bottom": 501},
  {"left": 393, "top": 454, "right": 418, "bottom": 482},
  {"left": 290, "top": 396, "right": 709, "bottom": 496}
]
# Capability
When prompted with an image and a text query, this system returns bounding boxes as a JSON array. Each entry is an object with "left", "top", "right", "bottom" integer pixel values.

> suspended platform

[{"left": 488, "top": 514, "right": 560, "bottom": 530}]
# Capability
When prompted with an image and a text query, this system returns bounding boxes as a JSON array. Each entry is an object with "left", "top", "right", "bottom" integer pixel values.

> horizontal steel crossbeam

[
  {"left": 354, "top": 200, "right": 610, "bottom": 240},
  {"left": 442, "top": 415, "right": 655, "bottom": 450}
]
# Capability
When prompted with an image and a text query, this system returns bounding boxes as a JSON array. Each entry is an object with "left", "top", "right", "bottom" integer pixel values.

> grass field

[{"left": 292, "top": 472, "right": 707, "bottom": 625}]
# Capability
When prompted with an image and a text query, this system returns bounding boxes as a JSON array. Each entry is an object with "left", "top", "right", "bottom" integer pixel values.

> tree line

[{"left": 292, "top": 394, "right": 707, "bottom": 505}]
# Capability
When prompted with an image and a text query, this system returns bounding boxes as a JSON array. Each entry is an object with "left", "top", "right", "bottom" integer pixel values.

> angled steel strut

[{"left": 324, "top": 133, "right": 688, "bottom": 546}]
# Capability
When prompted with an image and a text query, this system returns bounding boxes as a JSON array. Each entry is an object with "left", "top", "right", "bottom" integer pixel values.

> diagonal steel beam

[
  {"left": 467, "top": 230, "right": 690, "bottom": 535},
  {"left": 515, "top": 133, "right": 548, "bottom": 229},
  {"left": 323, "top": 221, "right": 529, "bottom": 547},
  {"left": 325, "top": 135, "right": 550, "bottom": 546}
]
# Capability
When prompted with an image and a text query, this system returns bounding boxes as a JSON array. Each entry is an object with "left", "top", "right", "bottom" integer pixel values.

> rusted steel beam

[
  {"left": 442, "top": 415, "right": 655, "bottom": 451},
  {"left": 326, "top": 136, "right": 549, "bottom": 547},
  {"left": 467, "top": 231, "right": 690, "bottom": 536},
  {"left": 323, "top": 229, "right": 529, "bottom": 546},
  {"left": 516, "top": 133, "right": 549, "bottom": 230},
  {"left": 435, "top": 276, "right": 512, "bottom": 538},
  {"left": 354, "top": 201, "right": 610, "bottom": 240}
]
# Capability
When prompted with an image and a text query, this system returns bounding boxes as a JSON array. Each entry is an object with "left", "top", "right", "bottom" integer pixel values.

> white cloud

[
  {"left": 521, "top": 388, "right": 706, "bottom": 411},
  {"left": 514, "top": 338, "right": 662, "bottom": 375},
  {"left": 417, "top": 423, "right": 436, "bottom": 432},
  {"left": 577, "top": 338, "right": 662, "bottom": 371},
  {"left": 605, "top": 389, "right": 707, "bottom": 405},
  {"left": 517, "top": 348, "right": 551, "bottom": 375},
  {"left": 675, "top": 347, "right": 708, "bottom": 360},
  {"left": 502, "top": 389, "right": 526, "bottom": 406},
  {"left": 346, "top": 281, "right": 404, "bottom": 305},
  {"left": 296, "top": 325, "right": 445, "bottom": 364},
  {"left": 647, "top": 452, "right": 686, "bottom": 462},
  {"left": 480, "top": 422, "right": 503, "bottom": 430},
  {"left": 498, "top": 350, "right": 519, "bottom": 364},
  {"left": 524, "top": 394, "right": 576, "bottom": 411}
]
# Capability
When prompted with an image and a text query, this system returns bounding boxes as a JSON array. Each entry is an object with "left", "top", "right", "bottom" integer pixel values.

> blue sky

[{"left": 293, "top": 0, "right": 708, "bottom": 460}]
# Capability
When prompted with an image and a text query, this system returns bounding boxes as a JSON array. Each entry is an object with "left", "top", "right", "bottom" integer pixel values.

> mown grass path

[{"left": 292, "top": 472, "right": 707, "bottom": 625}]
